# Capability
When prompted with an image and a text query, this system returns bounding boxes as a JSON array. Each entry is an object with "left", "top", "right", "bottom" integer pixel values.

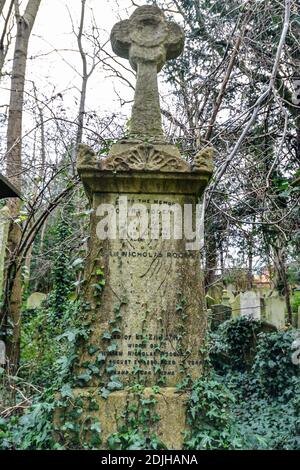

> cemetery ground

[{"left": 0, "top": 295, "right": 299, "bottom": 450}]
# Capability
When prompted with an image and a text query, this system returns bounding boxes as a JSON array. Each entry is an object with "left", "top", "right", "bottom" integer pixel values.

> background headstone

[
  {"left": 265, "top": 294, "right": 286, "bottom": 329},
  {"left": 221, "top": 289, "right": 231, "bottom": 306},
  {"left": 240, "top": 290, "right": 261, "bottom": 320},
  {"left": 207, "top": 284, "right": 223, "bottom": 304},
  {"left": 230, "top": 293, "right": 241, "bottom": 319},
  {"left": 205, "top": 294, "right": 216, "bottom": 309},
  {"left": 26, "top": 292, "right": 47, "bottom": 310},
  {"left": 211, "top": 304, "right": 232, "bottom": 330}
]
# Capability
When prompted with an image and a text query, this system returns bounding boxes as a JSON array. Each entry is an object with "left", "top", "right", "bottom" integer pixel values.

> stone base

[{"left": 56, "top": 387, "right": 189, "bottom": 450}]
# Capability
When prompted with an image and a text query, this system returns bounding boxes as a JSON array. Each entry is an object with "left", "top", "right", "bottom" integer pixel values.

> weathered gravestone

[
  {"left": 231, "top": 293, "right": 241, "bottom": 319},
  {"left": 240, "top": 290, "right": 261, "bottom": 320},
  {"left": 265, "top": 294, "right": 286, "bottom": 329},
  {"left": 210, "top": 290, "right": 232, "bottom": 330},
  {"left": 26, "top": 292, "right": 47, "bottom": 310},
  {"left": 210, "top": 304, "right": 232, "bottom": 330},
  {"left": 221, "top": 289, "right": 231, "bottom": 306},
  {"left": 62, "top": 5, "right": 213, "bottom": 449},
  {"left": 224, "top": 286, "right": 234, "bottom": 303}
]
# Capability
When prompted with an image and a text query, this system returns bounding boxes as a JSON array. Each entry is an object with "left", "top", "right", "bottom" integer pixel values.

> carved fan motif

[{"left": 101, "top": 144, "right": 190, "bottom": 172}]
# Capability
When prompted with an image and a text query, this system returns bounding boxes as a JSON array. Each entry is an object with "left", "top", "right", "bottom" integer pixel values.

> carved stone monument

[{"left": 66, "top": 5, "right": 213, "bottom": 449}]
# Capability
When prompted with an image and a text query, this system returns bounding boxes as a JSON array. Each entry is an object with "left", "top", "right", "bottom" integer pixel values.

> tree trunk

[
  {"left": 278, "top": 251, "right": 292, "bottom": 325},
  {"left": 0, "top": 0, "right": 15, "bottom": 78},
  {"left": 273, "top": 244, "right": 292, "bottom": 325},
  {"left": 219, "top": 242, "right": 225, "bottom": 285},
  {"left": 247, "top": 232, "right": 253, "bottom": 290},
  {"left": 204, "top": 231, "right": 218, "bottom": 293},
  {"left": 3, "top": 0, "right": 42, "bottom": 371}
]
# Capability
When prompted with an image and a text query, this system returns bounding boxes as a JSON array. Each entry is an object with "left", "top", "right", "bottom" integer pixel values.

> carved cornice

[{"left": 101, "top": 143, "right": 190, "bottom": 172}]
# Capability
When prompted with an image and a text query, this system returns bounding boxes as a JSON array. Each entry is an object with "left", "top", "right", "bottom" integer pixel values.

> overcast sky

[
  {"left": 27, "top": 0, "right": 138, "bottom": 112},
  {"left": 16, "top": 1, "right": 179, "bottom": 127},
  {"left": 0, "top": 1, "right": 154, "bottom": 134}
]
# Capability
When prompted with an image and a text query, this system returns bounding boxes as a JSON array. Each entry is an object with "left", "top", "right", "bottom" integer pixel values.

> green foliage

[
  {"left": 2, "top": 296, "right": 299, "bottom": 450},
  {"left": 0, "top": 296, "right": 85, "bottom": 449},
  {"left": 20, "top": 300, "right": 81, "bottom": 387},
  {"left": 209, "top": 317, "right": 265, "bottom": 371},
  {"left": 251, "top": 330, "right": 299, "bottom": 396},
  {"left": 0, "top": 391, "right": 59, "bottom": 450},
  {"left": 221, "top": 370, "right": 300, "bottom": 450},
  {"left": 184, "top": 374, "right": 243, "bottom": 450},
  {"left": 233, "top": 380, "right": 300, "bottom": 450},
  {"left": 183, "top": 319, "right": 300, "bottom": 450},
  {"left": 209, "top": 321, "right": 300, "bottom": 450},
  {"left": 291, "top": 291, "right": 300, "bottom": 313},
  {"left": 107, "top": 385, "right": 165, "bottom": 450},
  {"left": 107, "top": 430, "right": 165, "bottom": 451},
  {"left": 50, "top": 219, "right": 74, "bottom": 318}
]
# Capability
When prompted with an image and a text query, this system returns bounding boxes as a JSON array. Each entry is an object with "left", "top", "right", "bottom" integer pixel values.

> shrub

[
  {"left": 184, "top": 375, "right": 243, "bottom": 450},
  {"left": 209, "top": 317, "right": 266, "bottom": 371},
  {"left": 251, "top": 330, "right": 299, "bottom": 396}
]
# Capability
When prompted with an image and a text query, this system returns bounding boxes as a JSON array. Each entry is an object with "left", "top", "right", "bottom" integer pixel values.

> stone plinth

[
  {"left": 76, "top": 155, "right": 210, "bottom": 388},
  {"left": 71, "top": 137, "right": 212, "bottom": 449},
  {"left": 55, "top": 387, "right": 189, "bottom": 450}
]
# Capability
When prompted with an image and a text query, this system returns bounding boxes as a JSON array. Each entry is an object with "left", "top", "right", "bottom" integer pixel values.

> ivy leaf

[
  {"left": 77, "top": 372, "right": 92, "bottom": 383},
  {"left": 96, "top": 353, "right": 106, "bottom": 363},
  {"left": 100, "top": 387, "right": 111, "bottom": 399},
  {"left": 56, "top": 328, "right": 82, "bottom": 342},
  {"left": 88, "top": 364, "right": 100, "bottom": 375},
  {"left": 93, "top": 283, "right": 103, "bottom": 291},
  {"left": 102, "top": 331, "right": 112, "bottom": 340},
  {"left": 112, "top": 327, "right": 121, "bottom": 334},
  {"left": 90, "top": 421, "right": 101, "bottom": 433},
  {"left": 72, "top": 258, "right": 84, "bottom": 268},
  {"left": 107, "top": 380, "right": 123, "bottom": 391},
  {"left": 60, "top": 383, "right": 74, "bottom": 399},
  {"left": 88, "top": 345, "right": 99, "bottom": 355}
]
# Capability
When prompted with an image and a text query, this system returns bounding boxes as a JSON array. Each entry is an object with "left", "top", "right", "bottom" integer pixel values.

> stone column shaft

[{"left": 131, "top": 61, "right": 163, "bottom": 138}]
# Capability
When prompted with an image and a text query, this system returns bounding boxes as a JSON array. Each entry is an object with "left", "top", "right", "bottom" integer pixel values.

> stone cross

[{"left": 111, "top": 5, "right": 184, "bottom": 139}]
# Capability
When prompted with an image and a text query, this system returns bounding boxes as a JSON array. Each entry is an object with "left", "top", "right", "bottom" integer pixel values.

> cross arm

[
  {"left": 110, "top": 19, "right": 131, "bottom": 59},
  {"left": 166, "top": 22, "right": 185, "bottom": 60}
]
